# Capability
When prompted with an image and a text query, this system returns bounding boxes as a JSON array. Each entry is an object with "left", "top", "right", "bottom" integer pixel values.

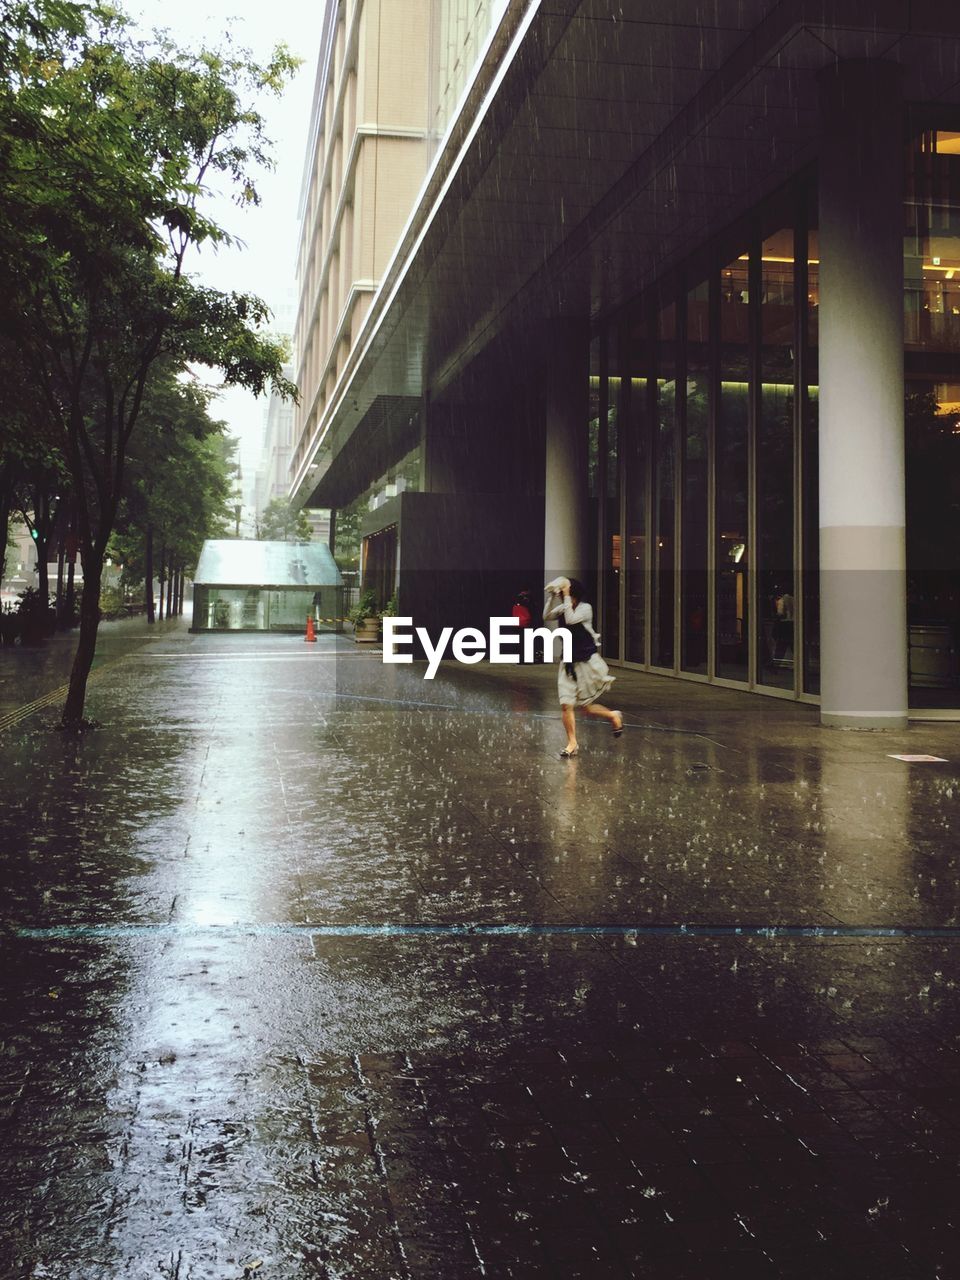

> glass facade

[
  {"left": 604, "top": 331, "right": 621, "bottom": 656},
  {"left": 682, "top": 279, "right": 710, "bottom": 675},
  {"left": 802, "top": 208, "right": 820, "bottom": 695},
  {"left": 589, "top": 140, "right": 960, "bottom": 708},
  {"left": 587, "top": 337, "right": 601, "bottom": 606},
  {"left": 652, "top": 300, "right": 677, "bottom": 668},
  {"left": 192, "top": 539, "right": 343, "bottom": 634},
  {"left": 338, "top": 444, "right": 422, "bottom": 586},
  {"left": 195, "top": 587, "right": 342, "bottom": 632},
  {"left": 905, "top": 127, "right": 960, "bottom": 707},
  {"left": 623, "top": 308, "right": 647, "bottom": 664},
  {"left": 716, "top": 251, "right": 751, "bottom": 683},
  {"left": 756, "top": 228, "right": 796, "bottom": 689}
]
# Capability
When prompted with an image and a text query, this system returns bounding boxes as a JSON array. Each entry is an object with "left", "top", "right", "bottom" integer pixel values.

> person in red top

[{"left": 512, "top": 588, "right": 534, "bottom": 662}]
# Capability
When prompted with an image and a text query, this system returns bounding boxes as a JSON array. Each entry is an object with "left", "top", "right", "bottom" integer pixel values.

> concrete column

[
  {"left": 543, "top": 323, "right": 589, "bottom": 583},
  {"left": 818, "top": 60, "right": 907, "bottom": 729}
]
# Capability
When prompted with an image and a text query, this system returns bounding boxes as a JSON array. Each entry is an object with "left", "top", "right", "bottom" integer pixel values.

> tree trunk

[
  {"left": 55, "top": 540, "right": 65, "bottom": 623},
  {"left": 145, "top": 525, "right": 154, "bottom": 623},
  {"left": 60, "top": 558, "right": 102, "bottom": 730},
  {"left": 158, "top": 544, "right": 166, "bottom": 620},
  {"left": 65, "top": 558, "right": 76, "bottom": 621},
  {"left": 62, "top": 501, "right": 78, "bottom": 625},
  {"left": 173, "top": 566, "right": 181, "bottom": 616},
  {"left": 178, "top": 568, "right": 186, "bottom": 615},
  {"left": 35, "top": 531, "right": 49, "bottom": 612},
  {"left": 165, "top": 559, "right": 173, "bottom": 619},
  {"left": 0, "top": 486, "right": 12, "bottom": 585}
]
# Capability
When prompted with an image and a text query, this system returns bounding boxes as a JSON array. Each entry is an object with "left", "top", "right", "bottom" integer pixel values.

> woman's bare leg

[
  {"left": 582, "top": 703, "right": 623, "bottom": 732},
  {"left": 561, "top": 704, "right": 577, "bottom": 751}
]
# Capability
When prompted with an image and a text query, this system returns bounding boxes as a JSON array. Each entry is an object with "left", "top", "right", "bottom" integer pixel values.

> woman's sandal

[
  {"left": 612, "top": 712, "right": 624, "bottom": 738},
  {"left": 560, "top": 747, "right": 579, "bottom": 758}
]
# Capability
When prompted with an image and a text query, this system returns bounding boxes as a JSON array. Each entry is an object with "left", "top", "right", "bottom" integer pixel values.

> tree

[
  {"left": 258, "top": 496, "right": 311, "bottom": 542},
  {"left": 0, "top": 346, "right": 69, "bottom": 603},
  {"left": 15, "top": 450, "right": 68, "bottom": 613},
  {"left": 332, "top": 499, "right": 361, "bottom": 575},
  {"left": 110, "top": 363, "right": 237, "bottom": 620},
  {"left": 0, "top": 3, "right": 298, "bottom": 728}
]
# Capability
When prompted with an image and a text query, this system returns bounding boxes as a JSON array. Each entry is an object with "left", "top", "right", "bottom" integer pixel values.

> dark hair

[{"left": 568, "top": 578, "right": 585, "bottom": 603}]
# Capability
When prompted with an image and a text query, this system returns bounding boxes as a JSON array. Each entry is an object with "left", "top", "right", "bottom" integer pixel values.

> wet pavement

[{"left": 1, "top": 618, "right": 960, "bottom": 1278}]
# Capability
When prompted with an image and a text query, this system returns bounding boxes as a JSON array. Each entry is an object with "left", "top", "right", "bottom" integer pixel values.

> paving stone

[{"left": 0, "top": 623, "right": 959, "bottom": 1274}]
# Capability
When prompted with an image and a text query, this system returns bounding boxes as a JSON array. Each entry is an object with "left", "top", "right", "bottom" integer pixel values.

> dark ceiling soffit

[
  {"left": 306, "top": 395, "right": 421, "bottom": 508},
  {"left": 429, "top": 1, "right": 827, "bottom": 398},
  {"left": 430, "top": 0, "right": 960, "bottom": 398},
  {"left": 360, "top": 494, "right": 401, "bottom": 540}
]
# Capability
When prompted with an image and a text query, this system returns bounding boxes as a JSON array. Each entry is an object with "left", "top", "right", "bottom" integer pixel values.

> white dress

[{"left": 543, "top": 594, "right": 615, "bottom": 707}]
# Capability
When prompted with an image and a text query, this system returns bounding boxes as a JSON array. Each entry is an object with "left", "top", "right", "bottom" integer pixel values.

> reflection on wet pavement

[{"left": 1, "top": 622, "right": 959, "bottom": 1276}]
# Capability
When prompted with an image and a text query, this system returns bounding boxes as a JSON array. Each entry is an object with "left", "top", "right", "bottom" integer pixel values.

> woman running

[{"left": 543, "top": 577, "right": 623, "bottom": 757}]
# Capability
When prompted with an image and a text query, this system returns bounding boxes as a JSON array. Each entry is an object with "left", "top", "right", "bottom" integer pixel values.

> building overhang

[
  {"left": 303, "top": 394, "right": 421, "bottom": 508},
  {"left": 291, "top": 0, "right": 960, "bottom": 510}
]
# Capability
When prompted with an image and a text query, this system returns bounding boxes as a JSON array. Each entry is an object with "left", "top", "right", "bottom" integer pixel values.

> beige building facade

[{"left": 292, "top": 0, "right": 505, "bottom": 502}]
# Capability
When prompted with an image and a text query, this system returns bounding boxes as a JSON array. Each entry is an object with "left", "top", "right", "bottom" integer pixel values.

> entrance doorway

[{"left": 361, "top": 523, "right": 398, "bottom": 610}]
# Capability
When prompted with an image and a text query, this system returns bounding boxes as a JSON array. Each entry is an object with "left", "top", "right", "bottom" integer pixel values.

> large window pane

[
  {"left": 905, "top": 130, "right": 960, "bottom": 354},
  {"left": 757, "top": 229, "right": 796, "bottom": 689},
  {"left": 904, "top": 130, "right": 960, "bottom": 708},
  {"left": 605, "top": 330, "right": 621, "bottom": 657},
  {"left": 716, "top": 254, "right": 750, "bottom": 681},
  {"left": 587, "top": 337, "right": 601, "bottom": 602},
  {"left": 682, "top": 279, "right": 709, "bottom": 673},
  {"left": 803, "top": 216, "right": 820, "bottom": 694},
  {"left": 624, "top": 309, "right": 647, "bottom": 663},
  {"left": 653, "top": 300, "right": 677, "bottom": 667}
]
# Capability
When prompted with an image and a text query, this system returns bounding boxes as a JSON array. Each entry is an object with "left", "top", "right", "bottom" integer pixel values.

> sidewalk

[
  {"left": 0, "top": 613, "right": 183, "bottom": 726},
  {"left": 1, "top": 622, "right": 959, "bottom": 1277}
]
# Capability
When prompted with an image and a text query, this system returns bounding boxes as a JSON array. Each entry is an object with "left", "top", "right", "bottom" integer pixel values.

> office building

[{"left": 292, "top": 1, "right": 960, "bottom": 724}]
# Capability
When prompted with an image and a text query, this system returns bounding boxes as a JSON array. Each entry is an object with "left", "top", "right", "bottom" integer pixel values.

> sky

[{"left": 126, "top": 0, "right": 326, "bottom": 514}]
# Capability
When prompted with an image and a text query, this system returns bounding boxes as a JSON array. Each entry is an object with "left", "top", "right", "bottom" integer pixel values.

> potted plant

[{"left": 348, "top": 588, "right": 380, "bottom": 643}]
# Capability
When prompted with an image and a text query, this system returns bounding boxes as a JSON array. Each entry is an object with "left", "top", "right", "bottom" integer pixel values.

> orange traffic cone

[{"left": 305, "top": 614, "right": 317, "bottom": 643}]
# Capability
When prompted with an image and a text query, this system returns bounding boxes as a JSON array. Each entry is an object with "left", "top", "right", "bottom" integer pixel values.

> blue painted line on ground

[{"left": 7, "top": 923, "right": 960, "bottom": 940}]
